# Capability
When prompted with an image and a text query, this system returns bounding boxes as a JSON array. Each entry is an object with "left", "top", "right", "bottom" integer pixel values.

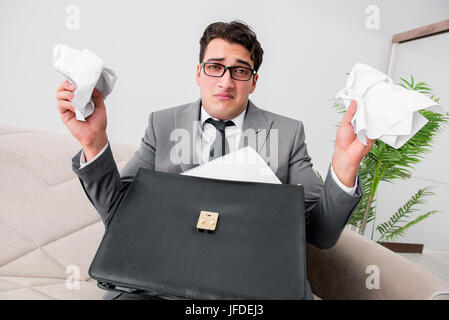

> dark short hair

[{"left": 199, "top": 21, "right": 264, "bottom": 72}]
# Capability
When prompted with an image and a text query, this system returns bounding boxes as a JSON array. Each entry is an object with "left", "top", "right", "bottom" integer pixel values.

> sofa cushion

[{"left": 0, "top": 123, "right": 137, "bottom": 299}]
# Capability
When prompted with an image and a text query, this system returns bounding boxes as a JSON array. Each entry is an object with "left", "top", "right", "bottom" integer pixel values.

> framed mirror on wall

[{"left": 374, "top": 19, "right": 449, "bottom": 254}]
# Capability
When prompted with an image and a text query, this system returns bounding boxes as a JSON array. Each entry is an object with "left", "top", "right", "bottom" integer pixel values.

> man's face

[{"left": 195, "top": 38, "right": 258, "bottom": 120}]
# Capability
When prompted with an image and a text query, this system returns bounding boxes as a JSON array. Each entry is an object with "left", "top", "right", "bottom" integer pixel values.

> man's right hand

[{"left": 56, "top": 80, "right": 108, "bottom": 162}]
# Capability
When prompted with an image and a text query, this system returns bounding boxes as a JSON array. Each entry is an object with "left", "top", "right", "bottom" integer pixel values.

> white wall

[{"left": 1, "top": 0, "right": 448, "bottom": 250}]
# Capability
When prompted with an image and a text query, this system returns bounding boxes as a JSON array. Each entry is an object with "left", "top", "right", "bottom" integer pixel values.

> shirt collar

[{"left": 200, "top": 101, "right": 247, "bottom": 131}]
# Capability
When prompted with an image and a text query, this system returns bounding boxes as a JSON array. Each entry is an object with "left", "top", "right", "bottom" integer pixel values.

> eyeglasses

[{"left": 201, "top": 62, "right": 256, "bottom": 81}]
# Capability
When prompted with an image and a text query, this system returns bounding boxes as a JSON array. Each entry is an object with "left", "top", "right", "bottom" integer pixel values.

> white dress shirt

[
  {"left": 80, "top": 107, "right": 357, "bottom": 195},
  {"left": 197, "top": 106, "right": 246, "bottom": 165}
]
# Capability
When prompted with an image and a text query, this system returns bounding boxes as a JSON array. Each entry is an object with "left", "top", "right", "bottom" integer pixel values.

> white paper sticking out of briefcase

[{"left": 181, "top": 146, "right": 281, "bottom": 184}]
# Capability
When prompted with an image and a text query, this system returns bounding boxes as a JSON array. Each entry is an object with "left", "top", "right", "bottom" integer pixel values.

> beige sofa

[{"left": 1, "top": 123, "right": 448, "bottom": 300}]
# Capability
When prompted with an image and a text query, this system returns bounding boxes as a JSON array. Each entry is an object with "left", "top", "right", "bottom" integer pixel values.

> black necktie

[{"left": 205, "top": 118, "right": 236, "bottom": 160}]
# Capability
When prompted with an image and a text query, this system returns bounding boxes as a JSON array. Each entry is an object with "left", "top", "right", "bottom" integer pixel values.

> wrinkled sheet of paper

[
  {"left": 181, "top": 146, "right": 281, "bottom": 184},
  {"left": 53, "top": 44, "right": 117, "bottom": 121},
  {"left": 335, "top": 63, "right": 444, "bottom": 149}
]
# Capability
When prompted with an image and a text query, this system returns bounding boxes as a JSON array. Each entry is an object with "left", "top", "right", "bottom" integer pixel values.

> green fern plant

[
  {"left": 376, "top": 187, "right": 438, "bottom": 242},
  {"left": 334, "top": 75, "right": 448, "bottom": 241}
]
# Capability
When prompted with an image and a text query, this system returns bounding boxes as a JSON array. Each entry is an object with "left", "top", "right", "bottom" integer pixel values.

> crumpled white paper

[
  {"left": 335, "top": 63, "right": 444, "bottom": 149},
  {"left": 53, "top": 43, "right": 117, "bottom": 121}
]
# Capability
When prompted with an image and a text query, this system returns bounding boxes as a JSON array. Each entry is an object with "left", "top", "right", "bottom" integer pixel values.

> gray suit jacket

[{"left": 72, "top": 98, "right": 362, "bottom": 299}]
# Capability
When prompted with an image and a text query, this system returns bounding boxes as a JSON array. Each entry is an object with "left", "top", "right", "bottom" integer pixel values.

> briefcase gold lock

[{"left": 197, "top": 211, "right": 219, "bottom": 232}]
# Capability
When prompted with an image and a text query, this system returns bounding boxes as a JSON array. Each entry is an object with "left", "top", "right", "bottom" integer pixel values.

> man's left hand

[{"left": 332, "top": 99, "right": 376, "bottom": 187}]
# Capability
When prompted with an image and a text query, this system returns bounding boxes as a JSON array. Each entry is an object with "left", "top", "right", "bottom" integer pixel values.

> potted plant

[{"left": 334, "top": 75, "right": 449, "bottom": 252}]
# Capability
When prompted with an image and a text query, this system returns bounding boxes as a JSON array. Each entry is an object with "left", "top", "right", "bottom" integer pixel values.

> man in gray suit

[{"left": 56, "top": 21, "right": 375, "bottom": 300}]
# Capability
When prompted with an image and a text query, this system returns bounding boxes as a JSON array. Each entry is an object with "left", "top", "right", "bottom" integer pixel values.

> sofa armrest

[{"left": 306, "top": 228, "right": 449, "bottom": 300}]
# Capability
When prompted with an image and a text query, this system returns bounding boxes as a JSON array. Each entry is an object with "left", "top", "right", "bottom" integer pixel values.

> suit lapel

[
  {"left": 172, "top": 98, "right": 273, "bottom": 173},
  {"left": 174, "top": 99, "right": 201, "bottom": 173},
  {"left": 239, "top": 100, "right": 274, "bottom": 162}
]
